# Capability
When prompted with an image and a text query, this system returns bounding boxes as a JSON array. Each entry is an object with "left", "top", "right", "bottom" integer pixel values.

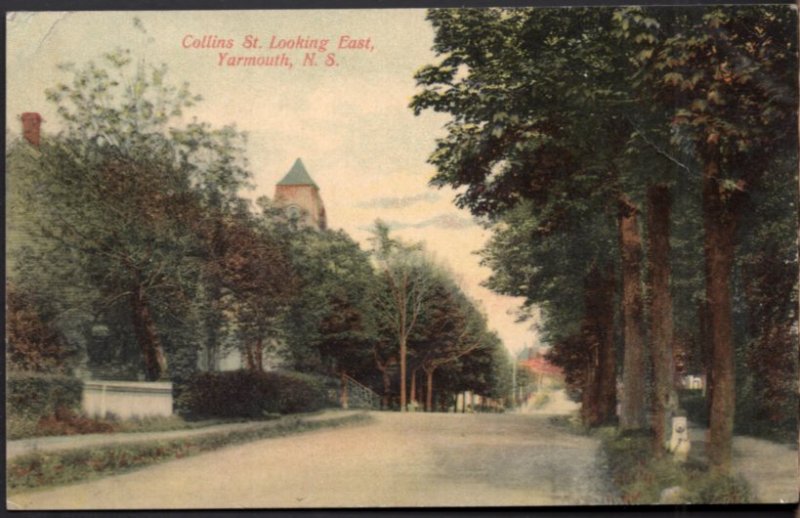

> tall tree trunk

[
  {"left": 245, "top": 343, "right": 255, "bottom": 371},
  {"left": 204, "top": 284, "right": 222, "bottom": 371},
  {"left": 130, "top": 284, "right": 167, "bottom": 381},
  {"left": 703, "top": 146, "right": 737, "bottom": 474},
  {"left": 698, "top": 300, "right": 713, "bottom": 406},
  {"left": 373, "top": 352, "right": 393, "bottom": 410},
  {"left": 619, "top": 198, "right": 648, "bottom": 430},
  {"left": 647, "top": 184, "right": 677, "bottom": 456},
  {"left": 580, "top": 341, "right": 600, "bottom": 426},
  {"left": 244, "top": 338, "right": 264, "bottom": 372},
  {"left": 379, "top": 368, "right": 391, "bottom": 410},
  {"left": 409, "top": 366, "right": 418, "bottom": 407},
  {"left": 581, "top": 265, "right": 617, "bottom": 427},
  {"left": 399, "top": 336, "right": 408, "bottom": 412},
  {"left": 596, "top": 264, "right": 618, "bottom": 424},
  {"left": 204, "top": 205, "right": 226, "bottom": 371},
  {"left": 255, "top": 338, "right": 264, "bottom": 372},
  {"left": 425, "top": 368, "right": 435, "bottom": 412}
]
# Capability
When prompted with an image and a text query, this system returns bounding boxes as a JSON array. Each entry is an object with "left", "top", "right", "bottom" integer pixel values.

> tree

[
  {"left": 618, "top": 5, "right": 798, "bottom": 472},
  {"left": 646, "top": 184, "right": 678, "bottom": 454},
  {"left": 477, "top": 198, "right": 619, "bottom": 426},
  {"left": 414, "top": 279, "right": 489, "bottom": 411},
  {"left": 216, "top": 207, "right": 295, "bottom": 372},
  {"left": 9, "top": 48, "right": 253, "bottom": 380},
  {"left": 5, "top": 283, "right": 77, "bottom": 373},
  {"left": 411, "top": 8, "right": 637, "bottom": 427},
  {"left": 370, "top": 221, "right": 436, "bottom": 412},
  {"left": 281, "top": 225, "right": 377, "bottom": 401},
  {"left": 414, "top": 7, "right": 797, "bottom": 464}
]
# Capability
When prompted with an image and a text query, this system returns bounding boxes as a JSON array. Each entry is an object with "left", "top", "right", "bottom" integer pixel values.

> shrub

[
  {"left": 685, "top": 473, "right": 751, "bottom": 504},
  {"left": 35, "top": 408, "right": 117, "bottom": 436},
  {"left": 7, "top": 372, "right": 83, "bottom": 420},
  {"left": 177, "top": 370, "right": 264, "bottom": 418},
  {"left": 6, "top": 415, "right": 39, "bottom": 440},
  {"left": 270, "top": 371, "right": 326, "bottom": 414},
  {"left": 601, "top": 427, "right": 752, "bottom": 504},
  {"left": 680, "top": 389, "right": 797, "bottom": 444},
  {"left": 178, "top": 369, "right": 327, "bottom": 419}
]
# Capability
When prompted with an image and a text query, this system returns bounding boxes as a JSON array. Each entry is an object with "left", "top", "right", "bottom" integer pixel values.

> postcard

[{"left": 6, "top": 6, "right": 798, "bottom": 509}]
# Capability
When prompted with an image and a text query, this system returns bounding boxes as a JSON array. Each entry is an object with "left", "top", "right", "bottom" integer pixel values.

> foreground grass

[
  {"left": 7, "top": 413, "right": 270, "bottom": 441},
  {"left": 7, "top": 412, "right": 371, "bottom": 494},
  {"left": 599, "top": 428, "right": 752, "bottom": 504}
]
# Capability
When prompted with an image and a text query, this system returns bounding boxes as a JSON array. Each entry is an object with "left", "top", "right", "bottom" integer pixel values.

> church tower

[{"left": 274, "top": 158, "right": 327, "bottom": 230}]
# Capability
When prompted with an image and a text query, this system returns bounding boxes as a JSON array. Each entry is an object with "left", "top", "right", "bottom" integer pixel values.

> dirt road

[{"left": 8, "top": 411, "right": 614, "bottom": 509}]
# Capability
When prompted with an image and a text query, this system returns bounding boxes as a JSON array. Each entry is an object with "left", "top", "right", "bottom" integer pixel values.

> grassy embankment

[
  {"left": 549, "top": 415, "right": 751, "bottom": 504},
  {"left": 8, "top": 412, "right": 371, "bottom": 494}
]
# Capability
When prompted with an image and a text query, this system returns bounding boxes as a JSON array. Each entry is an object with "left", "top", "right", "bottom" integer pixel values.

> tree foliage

[{"left": 413, "top": 5, "right": 798, "bottom": 471}]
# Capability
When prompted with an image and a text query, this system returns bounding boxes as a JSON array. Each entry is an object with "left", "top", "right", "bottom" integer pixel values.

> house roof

[
  {"left": 520, "top": 357, "right": 563, "bottom": 376},
  {"left": 277, "top": 158, "right": 318, "bottom": 188}
]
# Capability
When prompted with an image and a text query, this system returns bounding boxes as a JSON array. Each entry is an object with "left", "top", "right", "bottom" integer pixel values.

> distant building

[
  {"left": 681, "top": 374, "right": 706, "bottom": 392},
  {"left": 518, "top": 348, "right": 563, "bottom": 389},
  {"left": 274, "top": 158, "right": 327, "bottom": 231}
]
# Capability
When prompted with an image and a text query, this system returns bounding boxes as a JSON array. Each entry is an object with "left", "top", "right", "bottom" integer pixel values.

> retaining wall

[{"left": 82, "top": 380, "right": 173, "bottom": 419}]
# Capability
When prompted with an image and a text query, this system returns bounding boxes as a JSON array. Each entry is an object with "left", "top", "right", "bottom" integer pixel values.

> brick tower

[{"left": 274, "top": 158, "right": 327, "bottom": 230}]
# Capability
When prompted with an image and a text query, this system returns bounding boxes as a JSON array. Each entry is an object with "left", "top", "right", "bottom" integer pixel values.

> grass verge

[
  {"left": 8, "top": 413, "right": 275, "bottom": 441},
  {"left": 600, "top": 428, "right": 752, "bottom": 504},
  {"left": 7, "top": 412, "right": 371, "bottom": 494}
]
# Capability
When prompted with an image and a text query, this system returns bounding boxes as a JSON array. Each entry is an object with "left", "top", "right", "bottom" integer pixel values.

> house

[{"left": 518, "top": 347, "right": 563, "bottom": 389}]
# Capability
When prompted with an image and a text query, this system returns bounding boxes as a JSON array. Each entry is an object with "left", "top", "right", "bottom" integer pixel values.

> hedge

[
  {"left": 678, "top": 389, "right": 709, "bottom": 427},
  {"left": 7, "top": 372, "right": 83, "bottom": 420},
  {"left": 177, "top": 370, "right": 327, "bottom": 418}
]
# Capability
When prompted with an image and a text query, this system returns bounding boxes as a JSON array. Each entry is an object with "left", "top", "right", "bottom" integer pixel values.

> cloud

[
  {"left": 361, "top": 213, "right": 477, "bottom": 232},
  {"left": 356, "top": 192, "right": 440, "bottom": 209}
]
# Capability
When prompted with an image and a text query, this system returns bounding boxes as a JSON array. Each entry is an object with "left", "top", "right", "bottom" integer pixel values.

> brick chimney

[{"left": 21, "top": 112, "right": 42, "bottom": 147}]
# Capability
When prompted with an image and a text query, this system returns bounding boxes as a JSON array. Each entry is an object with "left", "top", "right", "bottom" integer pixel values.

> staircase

[{"left": 340, "top": 374, "right": 380, "bottom": 410}]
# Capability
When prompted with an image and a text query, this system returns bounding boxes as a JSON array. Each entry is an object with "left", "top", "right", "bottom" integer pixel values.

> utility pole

[{"left": 512, "top": 353, "right": 517, "bottom": 409}]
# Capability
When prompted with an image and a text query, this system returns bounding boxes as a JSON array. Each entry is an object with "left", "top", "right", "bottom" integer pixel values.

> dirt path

[
  {"left": 8, "top": 411, "right": 614, "bottom": 509},
  {"left": 521, "top": 388, "right": 581, "bottom": 415},
  {"left": 688, "top": 426, "right": 798, "bottom": 503},
  {"left": 732, "top": 435, "right": 797, "bottom": 503}
]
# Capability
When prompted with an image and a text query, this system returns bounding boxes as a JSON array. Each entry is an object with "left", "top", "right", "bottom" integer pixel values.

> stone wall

[{"left": 82, "top": 380, "right": 173, "bottom": 419}]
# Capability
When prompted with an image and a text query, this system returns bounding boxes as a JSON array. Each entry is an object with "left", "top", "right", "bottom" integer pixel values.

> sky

[{"left": 6, "top": 10, "right": 541, "bottom": 355}]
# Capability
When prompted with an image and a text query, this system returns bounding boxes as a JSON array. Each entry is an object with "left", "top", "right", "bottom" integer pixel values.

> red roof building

[{"left": 519, "top": 356, "right": 563, "bottom": 377}]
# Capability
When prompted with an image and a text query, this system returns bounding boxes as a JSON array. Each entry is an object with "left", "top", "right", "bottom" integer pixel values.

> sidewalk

[
  {"left": 688, "top": 424, "right": 798, "bottom": 503},
  {"left": 6, "top": 409, "right": 366, "bottom": 461}
]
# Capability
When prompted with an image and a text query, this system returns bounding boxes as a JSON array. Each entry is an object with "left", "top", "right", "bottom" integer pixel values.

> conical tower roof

[{"left": 277, "top": 158, "right": 318, "bottom": 188}]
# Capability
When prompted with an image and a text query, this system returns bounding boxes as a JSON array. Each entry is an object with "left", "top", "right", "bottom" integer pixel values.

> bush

[
  {"left": 7, "top": 372, "right": 83, "bottom": 420},
  {"left": 271, "top": 371, "right": 327, "bottom": 414},
  {"left": 178, "top": 370, "right": 327, "bottom": 419},
  {"left": 685, "top": 473, "right": 751, "bottom": 503},
  {"left": 680, "top": 388, "right": 797, "bottom": 444},
  {"left": 601, "top": 428, "right": 752, "bottom": 504},
  {"left": 678, "top": 389, "right": 708, "bottom": 426},
  {"left": 35, "top": 408, "right": 117, "bottom": 436}
]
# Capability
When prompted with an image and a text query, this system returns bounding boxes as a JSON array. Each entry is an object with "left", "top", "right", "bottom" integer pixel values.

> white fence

[{"left": 82, "top": 380, "right": 173, "bottom": 419}]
